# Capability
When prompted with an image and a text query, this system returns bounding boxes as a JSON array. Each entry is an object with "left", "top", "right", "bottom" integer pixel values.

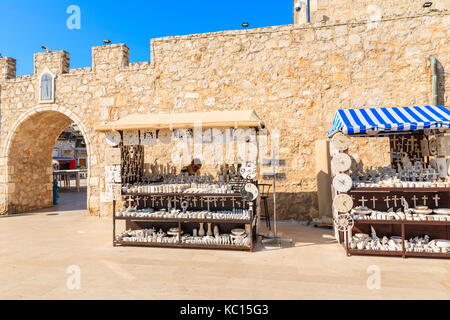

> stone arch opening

[{"left": 3, "top": 107, "right": 91, "bottom": 214}]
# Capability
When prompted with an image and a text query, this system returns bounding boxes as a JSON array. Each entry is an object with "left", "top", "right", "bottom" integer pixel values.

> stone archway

[{"left": 1, "top": 106, "right": 92, "bottom": 214}]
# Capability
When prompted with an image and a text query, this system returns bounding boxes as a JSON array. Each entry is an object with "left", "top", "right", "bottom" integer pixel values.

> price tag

[
  {"left": 140, "top": 130, "right": 156, "bottom": 145},
  {"left": 123, "top": 130, "right": 139, "bottom": 146}
]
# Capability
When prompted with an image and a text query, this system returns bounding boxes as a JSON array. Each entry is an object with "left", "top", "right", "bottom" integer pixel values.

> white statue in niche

[
  {"left": 41, "top": 74, "right": 52, "bottom": 99},
  {"left": 39, "top": 68, "right": 55, "bottom": 102}
]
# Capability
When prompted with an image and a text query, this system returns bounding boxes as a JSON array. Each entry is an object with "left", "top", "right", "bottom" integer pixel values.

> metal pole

[
  {"left": 272, "top": 151, "right": 277, "bottom": 237},
  {"left": 430, "top": 56, "right": 438, "bottom": 105},
  {"left": 306, "top": 0, "right": 311, "bottom": 23},
  {"left": 261, "top": 148, "right": 292, "bottom": 245}
]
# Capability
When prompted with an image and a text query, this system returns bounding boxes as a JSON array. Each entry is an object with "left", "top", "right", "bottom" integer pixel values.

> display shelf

[
  {"left": 347, "top": 250, "right": 449, "bottom": 259},
  {"left": 114, "top": 240, "right": 252, "bottom": 251},
  {"left": 115, "top": 216, "right": 253, "bottom": 224},
  {"left": 351, "top": 187, "right": 449, "bottom": 193},
  {"left": 121, "top": 192, "right": 243, "bottom": 197},
  {"left": 179, "top": 243, "right": 251, "bottom": 251},
  {"left": 114, "top": 241, "right": 179, "bottom": 248},
  {"left": 113, "top": 196, "right": 256, "bottom": 252},
  {"left": 342, "top": 220, "right": 450, "bottom": 259},
  {"left": 349, "top": 187, "right": 450, "bottom": 214},
  {"left": 353, "top": 219, "right": 450, "bottom": 226},
  {"left": 405, "top": 251, "right": 450, "bottom": 258},
  {"left": 347, "top": 249, "right": 403, "bottom": 257}
]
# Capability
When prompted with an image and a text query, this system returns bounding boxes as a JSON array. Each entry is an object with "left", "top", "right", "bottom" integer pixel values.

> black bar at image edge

[{"left": 0, "top": 300, "right": 446, "bottom": 318}]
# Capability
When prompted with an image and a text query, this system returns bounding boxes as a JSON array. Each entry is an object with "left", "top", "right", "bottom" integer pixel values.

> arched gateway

[
  {"left": 0, "top": 45, "right": 130, "bottom": 216},
  {"left": 1, "top": 106, "right": 92, "bottom": 214}
]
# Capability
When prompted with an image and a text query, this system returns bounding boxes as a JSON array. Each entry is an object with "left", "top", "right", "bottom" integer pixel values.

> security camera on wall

[{"left": 295, "top": 0, "right": 306, "bottom": 12}]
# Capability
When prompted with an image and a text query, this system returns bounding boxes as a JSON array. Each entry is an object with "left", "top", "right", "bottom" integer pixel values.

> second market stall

[{"left": 327, "top": 105, "right": 450, "bottom": 259}]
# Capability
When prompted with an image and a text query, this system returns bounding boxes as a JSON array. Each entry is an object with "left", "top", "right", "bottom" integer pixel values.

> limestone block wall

[
  {"left": 294, "top": 0, "right": 450, "bottom": 24},
  {"left": 0, "top": 10, "right": 448, "bottom": 220},
  {"left": 148, "top": 11, "right": 449, "bottom": 219},
  {"left": 0, "top": 57, "right": 16, "bottom": 80},
  {"left": 34, "top": 51, "right": 70, "bottom": 75},
  {"left": 92, "top": 44, "right": 130, "bottom": 71}
]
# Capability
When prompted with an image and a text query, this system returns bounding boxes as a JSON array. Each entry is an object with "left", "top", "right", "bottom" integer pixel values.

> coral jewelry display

[
  {"left": 116, "top": 226, "right": 251, "bottom": 246},
  {"left": 329, "top": 128, "right": 450, "bottom": 259},
  {"left": 111, "top": 133, "right": 260, "bottom": 252},
  {"left": 117, "top": 208, "right": 251, "bottom": 221}
]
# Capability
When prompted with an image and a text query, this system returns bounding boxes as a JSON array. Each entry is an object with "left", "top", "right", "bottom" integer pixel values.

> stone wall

[
  {"left": 0, "top": 57, "right": 16, "bottom": 80},
  {"left": 34, "top": 51, "right": 70, "bottom": 75},
  {"left": 0, "top": 10, "right": 449, "bottom": 220},
  {"left": 294, "top": 0, "right": 450, "bottom": 24}
]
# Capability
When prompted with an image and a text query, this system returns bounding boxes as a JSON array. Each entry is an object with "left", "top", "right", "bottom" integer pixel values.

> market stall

[
  {"left": 96, "top": 110, "right": 264, "bottom": 252},
  {"left": 327, "top": 105, "right": 450, "bottom": 259}
]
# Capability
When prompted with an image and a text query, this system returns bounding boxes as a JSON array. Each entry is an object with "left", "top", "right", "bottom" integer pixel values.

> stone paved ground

[{"left": 0, "top": 190, "right": 448, "bottom": 300}]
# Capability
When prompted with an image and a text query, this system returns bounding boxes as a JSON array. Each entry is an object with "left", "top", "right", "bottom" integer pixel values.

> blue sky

[{"left": 0, "top": 1, "right": 293, "bottom": 75}]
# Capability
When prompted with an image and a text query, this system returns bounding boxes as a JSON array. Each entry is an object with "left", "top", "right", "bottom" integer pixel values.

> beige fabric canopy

[{"left": 96, "top": 110, "right": 264, "bottom": 131}]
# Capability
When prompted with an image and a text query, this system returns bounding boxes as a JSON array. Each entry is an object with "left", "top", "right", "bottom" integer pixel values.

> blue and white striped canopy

[{"left": 327, "top": 105, "right": 450, "bottom": 137}]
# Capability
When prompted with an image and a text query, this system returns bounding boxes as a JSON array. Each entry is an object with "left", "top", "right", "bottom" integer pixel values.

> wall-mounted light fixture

[
  {"left": 241, "top": 22, "right": 249, "bottom": 28},
  {"left": 423, "top": 2, "right": 433, "bottom": 8}
]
